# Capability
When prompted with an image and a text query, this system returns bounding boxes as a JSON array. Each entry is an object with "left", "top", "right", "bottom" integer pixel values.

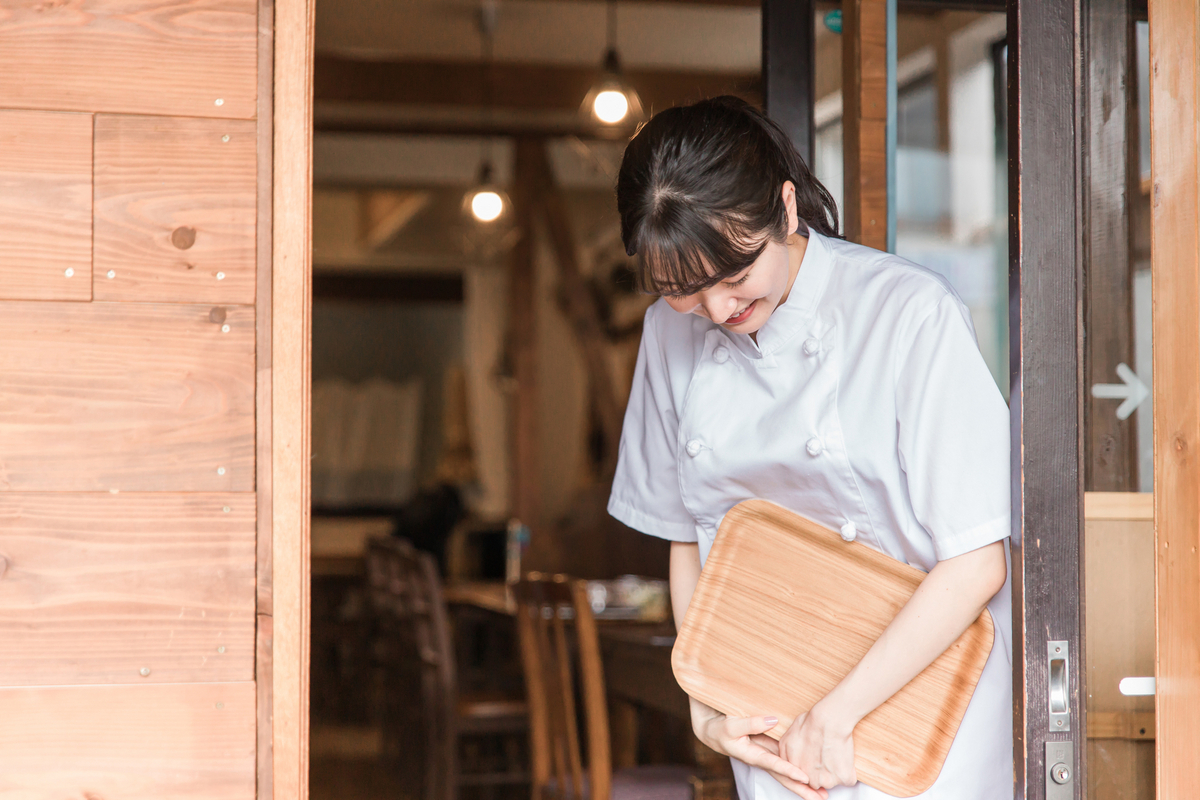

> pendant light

[
  {"left": 582, "top": 1, "right": 642, "bottom": 126},
  {"left": 466, "top": 0, "right": 508, "bottom": 223}
]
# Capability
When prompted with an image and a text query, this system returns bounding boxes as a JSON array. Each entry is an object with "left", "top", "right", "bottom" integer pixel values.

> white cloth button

[
  {"left": 713, "top": 346, "right": 730, "bottom": 364},
  {"left": 840, "top": 521, "right": 858, "bottom": 542},
  {"left": 806, "top": 437, "right": 824, "bottom": 457},
  {"left": 803, "top": 338, "right": 820, "bottom": 356},
  {"left": 685, "top": 439, "right": 704, "bottom": 458}
]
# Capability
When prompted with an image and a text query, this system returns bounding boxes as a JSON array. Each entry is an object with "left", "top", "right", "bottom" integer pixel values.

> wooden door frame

[
  {"left": 1008, "top": 0, "right": 1086, "bottom": 796},
  {"left": 1147, "top": 0, "right": 1200, "bottom": 796},
  {"left": 270, "top": 0, "right": 314, "bottom": 796}
]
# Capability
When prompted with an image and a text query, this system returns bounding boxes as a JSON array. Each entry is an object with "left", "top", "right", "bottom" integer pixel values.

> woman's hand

[
  {"left": 690, "top": 699, "right": 829, "bottom": 800},
  {"left": 776, "top": 701, "right": 858, "bottom": 790}
]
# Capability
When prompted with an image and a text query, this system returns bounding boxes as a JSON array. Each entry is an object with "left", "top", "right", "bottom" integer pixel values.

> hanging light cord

[{"left": 479, "top": 0, "right": 498, "bottom": 176}]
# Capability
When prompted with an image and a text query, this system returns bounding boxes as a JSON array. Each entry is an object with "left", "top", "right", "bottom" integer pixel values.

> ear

[{"left": 781, "top": 180, "right": 800, "bottom": 237}]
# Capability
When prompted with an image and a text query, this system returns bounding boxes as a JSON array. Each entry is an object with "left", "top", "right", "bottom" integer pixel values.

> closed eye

[{"left": 725, "top": 272, "right": 751, "bottom": 287}]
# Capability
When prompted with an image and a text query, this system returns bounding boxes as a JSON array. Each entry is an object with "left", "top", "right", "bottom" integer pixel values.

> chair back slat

[
  {"left": 366, "top": 537, "right": 459, "bottom": 800},
  {"left": 553, "top": 612, "right": 586, "bottom": 799},
  {"left": 514, "top": 574, "right": 612, "bottom": 800}
]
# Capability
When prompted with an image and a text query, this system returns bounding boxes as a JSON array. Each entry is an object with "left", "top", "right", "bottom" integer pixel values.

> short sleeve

[
  {"left": 895, "top": 292, "right": 1010, "bottom": 560},
  {"left": 607, "top": 307, "right": 698, "bottom": 542}
]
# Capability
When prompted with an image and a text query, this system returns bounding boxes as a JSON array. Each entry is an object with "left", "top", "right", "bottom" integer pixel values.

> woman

[{"left": 607, "top": 97, "right": 1012, "bottom": 800}]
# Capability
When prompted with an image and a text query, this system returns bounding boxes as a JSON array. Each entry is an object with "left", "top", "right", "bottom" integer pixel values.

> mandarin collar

[{"left": 720, "top": 230, "right": 835, "bottom": 359}]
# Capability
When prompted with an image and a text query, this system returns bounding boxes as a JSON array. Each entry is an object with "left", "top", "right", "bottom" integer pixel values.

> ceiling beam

[{"left": 315, "top": 55, "right": 761, "bottom": 113}]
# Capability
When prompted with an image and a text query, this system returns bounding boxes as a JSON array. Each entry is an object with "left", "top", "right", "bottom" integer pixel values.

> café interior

[{"left": 306, "top": 1, "right": 1156, "bottom": 798}]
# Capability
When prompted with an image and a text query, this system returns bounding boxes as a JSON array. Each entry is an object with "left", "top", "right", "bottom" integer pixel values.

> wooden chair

[
  {"left": 513, "top": 574, "right": 694, "bottom": 800},
  {"left": 367, "top": 537, "right": 529, "bottom": 800}
]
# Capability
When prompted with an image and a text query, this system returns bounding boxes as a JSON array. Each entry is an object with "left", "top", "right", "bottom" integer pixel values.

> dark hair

[{"left": 617, "top": 96, "right": 840, "bottom": 296}]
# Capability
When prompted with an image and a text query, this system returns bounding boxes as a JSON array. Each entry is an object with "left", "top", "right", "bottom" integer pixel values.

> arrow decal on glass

[{"left": 1091, "top": 363, "right": 1149, "bottom": 420}]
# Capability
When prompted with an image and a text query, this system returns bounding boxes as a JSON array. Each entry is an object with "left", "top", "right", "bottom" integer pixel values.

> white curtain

[{"left": 311, "top": 377, "right": 422, "bottom": 507}]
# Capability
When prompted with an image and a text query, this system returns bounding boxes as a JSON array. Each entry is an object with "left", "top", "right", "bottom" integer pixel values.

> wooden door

[{"left": 0, "top": 0, "right": 312, "bottom": 797}]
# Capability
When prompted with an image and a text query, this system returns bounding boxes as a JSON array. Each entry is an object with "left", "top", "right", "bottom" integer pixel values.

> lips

[{"left": 724, "top": 300, "right": 756, "bottom": 325}]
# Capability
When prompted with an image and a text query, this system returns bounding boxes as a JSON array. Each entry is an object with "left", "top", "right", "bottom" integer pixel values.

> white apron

[{"left": 608, "top": 231, "right": 1013, "bottom": 800}]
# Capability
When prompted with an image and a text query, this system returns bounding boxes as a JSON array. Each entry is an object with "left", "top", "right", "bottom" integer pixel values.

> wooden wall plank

[
  {"left": 0, "top": 493, "right": 255, "bottom": 686},
  {"left": 0, "top": 682, "right": 255, "bottom": 799},
  {"left": 0, "top": 0, "right": 257, "bottom": 119},
  {"left": 272, "top": 0, "right": 313, "bottom": 793},
  {"left": 0, "top": 110, "right": 93, "bottom": 301},
  {"left": 94, "top": 115, "right": 257, "bottom": 304},
  {"left": 0, "top": 302, "right": 255, "bottom": 491},
  {"left": 1148, "top": 0, "right": 1200, "bottom": 794}
]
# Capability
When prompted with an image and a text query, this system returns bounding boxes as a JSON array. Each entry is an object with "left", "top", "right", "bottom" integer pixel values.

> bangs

[{"left": 631, "top": 210, "right": 772, "bottom": 297}]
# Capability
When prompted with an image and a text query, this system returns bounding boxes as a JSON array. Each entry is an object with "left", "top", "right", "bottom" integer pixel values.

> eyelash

[{"left": 663, "top": 272, "right": 749, "bottom": 300}]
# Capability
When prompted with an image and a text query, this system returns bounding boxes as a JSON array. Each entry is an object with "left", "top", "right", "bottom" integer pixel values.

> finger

[
  {"left": 724, "top": 714, "right": 781, "bottom": 738},
  {"left": 764, "top": 770, "right": 829, "bottom": 800},
  {"left": 747, "top": 734, "right": 779, "bottom": 755},
  {"left": 729, "top": 742, "right": 811, "bottom": 785}
]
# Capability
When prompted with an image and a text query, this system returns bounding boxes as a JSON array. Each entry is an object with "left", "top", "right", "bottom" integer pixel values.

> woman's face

[{"left": 660, "top": 182, "right": 802, "bottom": 336}]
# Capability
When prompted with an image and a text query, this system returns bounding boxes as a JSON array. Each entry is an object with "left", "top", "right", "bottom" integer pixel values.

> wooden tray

[{"left": 672, "top": 499, "right": 994, "bottom": 797}]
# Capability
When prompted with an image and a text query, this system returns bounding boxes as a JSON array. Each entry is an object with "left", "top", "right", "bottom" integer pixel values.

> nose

[{"left": 699, "top": 290, "right": 737, "bottom": 323}]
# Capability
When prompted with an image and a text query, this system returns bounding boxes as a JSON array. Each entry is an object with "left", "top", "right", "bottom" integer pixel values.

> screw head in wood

[
  {"left": 222, "top": 134, "right": 230, "bottom": 142},
  {"left": 217, "top": 467, "right": 226, "bottom": 475},
  {"left": 221, "top": 324, "right": 230, "bottom": 333},
  {"left": 218, "top": 646, "right": 226, "bottom": 654},
  {"left": 171, "top": 226, "right": 197, "bottom": 250},
  {"left": 215, "top": 98, "right": 224, "bottom": 106},
  {"left": 64, "top": 268, "right": 74, "bottom": 278},
  {"left": 215, "top": 702, "right": 224, "bottom": 709},
  {"left": 106, "top": 270, "right": 116, "bottom": 279},
  {"left": 223, "top": 506, "right": 231, "bottom": 513},
  {"left": 216, "top": 272, "right": 225, "bottom": 281},
  {"left": 140, "top": 667, "right": 150, "bottom": 677}
]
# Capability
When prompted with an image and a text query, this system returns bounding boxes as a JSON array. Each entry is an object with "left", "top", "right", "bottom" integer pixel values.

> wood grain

[
  {"left": 94, "top": 115, "right": 257, "bottom": 304},
  {"left": 1083, "top": 0, "right": 1138, "bottom": 491},
  {"left": 0, "top": 0, "right": 256, "bottom": 119},
  {"left": 0, "top": 682, "right": 255, "bottom": 798},
  {"left": 0, "top": 301, "right": 255, "bottom": 491},
  {"left": 841, "top": 0, "right": 888, "bottom": 249},
  {"left": 672, "top": 500, "right": 993, "bottom": 797},
  {"left": 272, "top": 0, "right": 314, "bottom": 792},
  {"left": 0, "top": 493, "right": 254, "bottom": 686},
  {"left": 1149, "top": 0, "right": 1200, "bottom": 793},
  {"left": 0, "top": 110, "right": 92, "bottom": 301}
]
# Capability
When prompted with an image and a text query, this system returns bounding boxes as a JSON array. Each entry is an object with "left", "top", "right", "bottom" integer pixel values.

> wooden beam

[
  {"left": 1083, "top": 0, "right": 1138, "bottom": 491},
  {"left": 842, "top": 0, "right": 888, "bottom": 249},
  {"left": 359, "top": 191, "right": 430, "bottom": 250},
  {"left": 313, "top": 273, "right": 463, "bottom": 303},
  {"left": 534, "top": 142, "right": 626, "bottom": 478},
  {"left": 1009, "top": 0, "right": 1086, "bottom": 795},
  {"left": 509, "top": 138, "right": 541, "bottom": 534},
  {"left": 1148, "top": 0, "right": 1200, "bottom": 793},
  {"left": 763, "top": 0, "right": 816, "bottom": 167},
  {"left": 273, "top": 0, "right": 313, "bottom": 795},
  {"left": 314, "top": 56, "right": 761, "bottom": 113}
]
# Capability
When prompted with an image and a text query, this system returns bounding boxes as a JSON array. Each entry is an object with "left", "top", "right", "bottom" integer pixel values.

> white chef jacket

[{"left": 608, "top": 230, "right": 1013, "bottom": 800}]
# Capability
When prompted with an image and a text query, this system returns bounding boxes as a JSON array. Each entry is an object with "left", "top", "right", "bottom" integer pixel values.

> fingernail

[{"left": 763, "top": 716, "right": 778, "bottom": 727}]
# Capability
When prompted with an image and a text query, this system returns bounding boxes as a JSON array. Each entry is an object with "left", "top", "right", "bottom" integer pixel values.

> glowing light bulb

[
  {"left": 593, "top": 89, "right": 630, "bottom": 124},
  {"left": 470, "top": 189, "right": 504, "bottom": 222}
]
